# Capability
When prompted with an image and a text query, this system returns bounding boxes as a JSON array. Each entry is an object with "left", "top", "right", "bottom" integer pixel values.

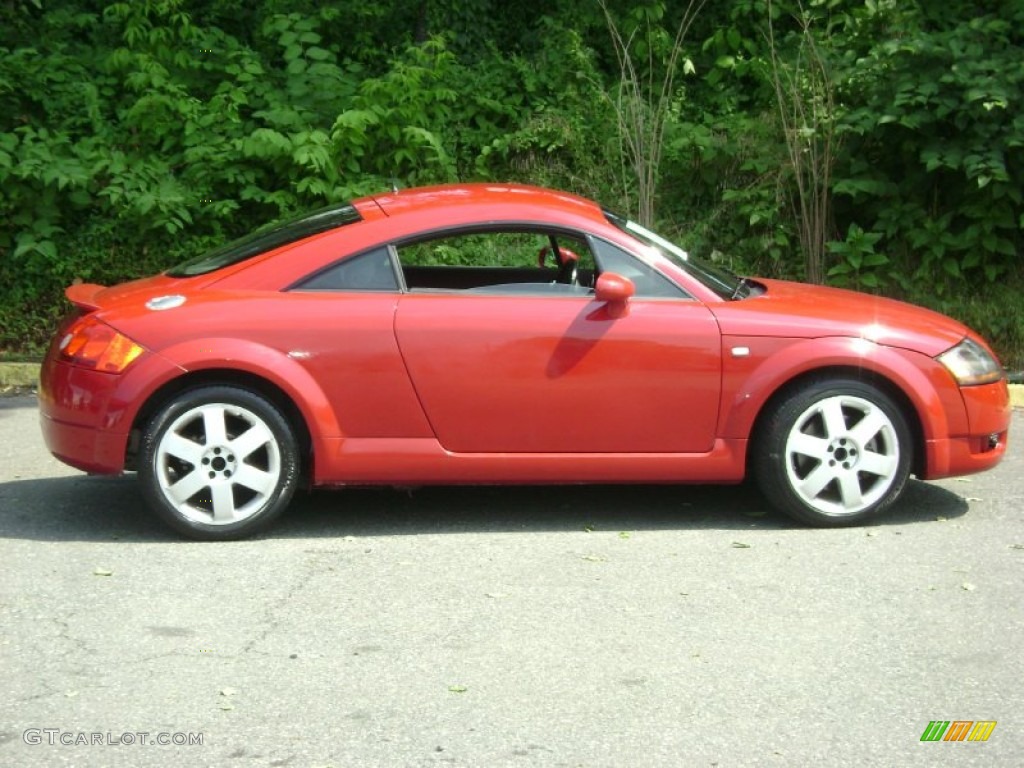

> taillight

[{"left": 58, "top": 315, "right": 145, "bottom": 373}]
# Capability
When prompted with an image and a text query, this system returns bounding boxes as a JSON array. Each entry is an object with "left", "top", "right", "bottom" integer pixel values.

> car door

[{"left": 392, "top": 230, "right": 722, "bottom": 454}]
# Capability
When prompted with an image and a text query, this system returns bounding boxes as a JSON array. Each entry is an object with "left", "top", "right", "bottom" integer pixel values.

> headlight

[{"left": 937, "top": 338, "right": 1004, "bottom": 386}]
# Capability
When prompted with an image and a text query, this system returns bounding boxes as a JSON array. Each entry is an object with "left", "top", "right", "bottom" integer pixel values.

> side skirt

[{"left": 312, "top": 437, "right": 748, "bottom": 486}]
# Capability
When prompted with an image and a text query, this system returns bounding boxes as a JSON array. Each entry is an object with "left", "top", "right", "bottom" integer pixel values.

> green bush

[{"left": 1, "top": 0, "right": 1021, "bottom": 370}]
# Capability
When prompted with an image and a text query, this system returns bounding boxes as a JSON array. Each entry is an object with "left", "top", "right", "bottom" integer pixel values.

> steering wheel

[{"left": 537, "top": 241, "right": 579, "bottom": 285}]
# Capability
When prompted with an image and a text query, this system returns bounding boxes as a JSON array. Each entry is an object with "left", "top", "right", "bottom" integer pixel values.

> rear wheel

[
  {"left": 753, "top": 378, "right": 912, "bottom": 526},
  {"left": 138, "top": 386, "right": 300, "bottom": 540}
]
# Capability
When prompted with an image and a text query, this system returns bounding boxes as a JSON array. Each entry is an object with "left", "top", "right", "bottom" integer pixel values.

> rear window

[{"left": 167, "top": 204, "right": 362, "bottom": 277}]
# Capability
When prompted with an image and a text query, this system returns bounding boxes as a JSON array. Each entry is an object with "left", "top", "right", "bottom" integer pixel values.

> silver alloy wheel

[
  {"left": 783, "top": 394, "right": 901, "bottom": 517},
  {"left": 154, "top": 402, "right": 281, "bottom": 525}
]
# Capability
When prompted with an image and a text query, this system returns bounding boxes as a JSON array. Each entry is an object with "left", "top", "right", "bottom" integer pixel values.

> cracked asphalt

[{"left": 1, "top": 395, "right": 1022, "bottom": 767}]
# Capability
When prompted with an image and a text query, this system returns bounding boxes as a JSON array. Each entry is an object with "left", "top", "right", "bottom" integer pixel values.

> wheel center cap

[
  {"left": 200, "top": 446, "right": 235, "bottom": 478},
  {"left": 827, "top": 438, "right": 860, "bottom": 470}
]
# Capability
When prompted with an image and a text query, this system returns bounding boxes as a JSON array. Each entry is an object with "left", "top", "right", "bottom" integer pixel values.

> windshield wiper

[{"left": 730, "top": 276, "right": 754, "bottom": 300}]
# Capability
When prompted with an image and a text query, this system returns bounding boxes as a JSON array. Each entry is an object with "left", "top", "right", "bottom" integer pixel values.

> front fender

[{"left": 719, "top": 336, "right": 967, "bottom": 443}]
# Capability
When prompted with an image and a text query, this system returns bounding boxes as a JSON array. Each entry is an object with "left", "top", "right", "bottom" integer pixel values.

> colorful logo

[{"left": 920, "top": 721, "right": 997, "bottom": 742}]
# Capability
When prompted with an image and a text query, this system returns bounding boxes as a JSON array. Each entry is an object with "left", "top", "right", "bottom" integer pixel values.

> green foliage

[
  {"left": 400, "top": 231, "right": 546, "bottom": 268},
  {"left": 826, "top": 223, "right": 888, "bottom": 289},
  {"left": 0, "top": 0, "right": 1021, "bottom": 367},
  {"left": 663, "top": 110, "right": 795, "bottom": 278},
  {"left": 467, "top": 17, "right": 621, "bottom": 205},
  {"left": 670, "top": 0, "right": 1023, "bottom": 365},
  {"left": 329, "top": 39, "right": 458, "bottom": 196},
  {"left": 833, "top": 1, "right": 1023, "bottom": 294},
  {"left": 0, "top": 2, "right": 462, "bottom": 353}
]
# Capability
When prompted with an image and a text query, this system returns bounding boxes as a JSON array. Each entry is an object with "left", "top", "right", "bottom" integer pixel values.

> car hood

[{"left": 709, "top": 279, "right": 969, "bottom": 357}]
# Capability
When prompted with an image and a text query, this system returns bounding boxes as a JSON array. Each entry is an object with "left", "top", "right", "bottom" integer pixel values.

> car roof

[{"left": 354, "top": 183, "right": 604, "bottom": 224}]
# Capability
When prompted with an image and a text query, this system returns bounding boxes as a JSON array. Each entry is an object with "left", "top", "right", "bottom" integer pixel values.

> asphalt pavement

[{"left": 1, "top": 395, "right": 1022, "bottom": 767}]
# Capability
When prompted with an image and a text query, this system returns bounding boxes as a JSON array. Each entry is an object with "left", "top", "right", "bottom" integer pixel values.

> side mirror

[{"left": 595, "top": 272, "right": 635, "bottom": 304}]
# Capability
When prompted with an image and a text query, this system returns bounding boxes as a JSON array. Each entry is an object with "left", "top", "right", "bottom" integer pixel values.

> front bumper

[{"left": 924, "top": 378, "right": 1011, "bottom": 479}]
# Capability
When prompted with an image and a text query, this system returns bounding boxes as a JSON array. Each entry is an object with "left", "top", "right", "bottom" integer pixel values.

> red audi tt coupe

[{"left": 39, "top": 184, "right": 1011, "bottom": 539}]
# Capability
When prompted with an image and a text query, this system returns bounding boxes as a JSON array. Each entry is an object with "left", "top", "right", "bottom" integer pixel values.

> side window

[
  {"left": 397, "top": 230, "right": 596, "bottom": 295},
  {"left": 292, "top": 247, "right": 399, "bottom": 292},
  {"left": 590, "top": 238, "right": 688, "bottom": 298}
]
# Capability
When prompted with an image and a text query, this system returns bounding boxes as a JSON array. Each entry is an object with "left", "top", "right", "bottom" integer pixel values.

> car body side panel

[
  {"left": 393, "top": 293, "right": 722, "bottom": 453},
  {"left": 119, "top": 293, "right": 433, "bottom": 440},
  {"left": 43, "top": 291, "right": 434, "bottom": 480}
]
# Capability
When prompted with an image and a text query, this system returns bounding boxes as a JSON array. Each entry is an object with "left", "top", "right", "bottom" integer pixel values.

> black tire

[
  {"left": 138, "top": 386, "right": 300, "bottom": 540},
  {"left": 753, "top": 377, "right": 912, "bottom": 527}
]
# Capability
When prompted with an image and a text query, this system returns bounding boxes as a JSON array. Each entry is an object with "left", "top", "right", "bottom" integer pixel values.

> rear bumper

[
  {"left": 38, "top": 351, "right": 183, "bottom": 475},
  {"left": 38, "top": 356, "right": 130, "bottom": 474},
  {"left": 39, "top": 411, "right": 129, "bottom": 474}
]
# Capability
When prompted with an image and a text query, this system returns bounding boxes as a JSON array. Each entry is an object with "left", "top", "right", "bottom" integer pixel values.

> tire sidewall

[
  {"left": 755, "top": 378, "right": 913, "bottom": 527},
  {"left": 138, "top": 386, "right": 300, "bottom": 540}
]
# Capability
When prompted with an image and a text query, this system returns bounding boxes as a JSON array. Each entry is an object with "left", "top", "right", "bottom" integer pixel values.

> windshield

[
  {"left": 167, "top": 204, "right": 362, "bottom": 277},
  {"left": 603, "top": 211, "right": 745, "bottom": 300}
]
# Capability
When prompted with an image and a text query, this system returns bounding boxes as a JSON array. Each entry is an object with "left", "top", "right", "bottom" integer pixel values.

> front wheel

[
  {"left": 138, "top": 386, "right": 300, "bottom": 540},
  {"left": 753, "top": 378, "right": 912, "bottom": 526}
]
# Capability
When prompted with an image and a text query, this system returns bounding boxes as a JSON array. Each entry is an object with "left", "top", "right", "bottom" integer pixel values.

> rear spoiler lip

[{"left": 65, "top": 283, "right": 106, "bottom": 311}]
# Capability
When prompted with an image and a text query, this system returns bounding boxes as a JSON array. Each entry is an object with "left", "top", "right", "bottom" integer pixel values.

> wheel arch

[
  {"left": 126, "top": 369, "right": 314, "bottom": 480},
  {"left": 745, "top": 365, "right": 927, "bottom": 480}
]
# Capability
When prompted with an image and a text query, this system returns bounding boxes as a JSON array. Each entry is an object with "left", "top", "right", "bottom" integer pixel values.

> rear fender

[{"left": 153, "top": 338, "right": 341, "bottom": 442}]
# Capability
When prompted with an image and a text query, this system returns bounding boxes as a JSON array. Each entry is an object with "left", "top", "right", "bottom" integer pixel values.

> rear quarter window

[{"left": 291, "top": 247, "right": 400, "bottom": 292}]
